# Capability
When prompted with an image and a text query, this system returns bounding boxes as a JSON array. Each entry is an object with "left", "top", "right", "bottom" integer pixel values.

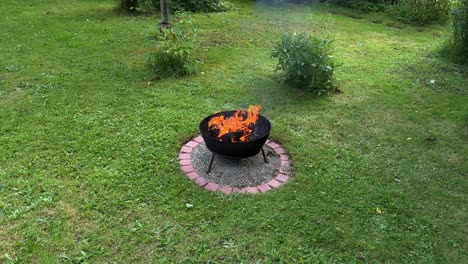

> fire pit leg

[
  {"left": 206, "top": 153, "right": 216, "bottom": 174},
  {"left": 261, "top": 148, "right": 268, "bottom": 163}
]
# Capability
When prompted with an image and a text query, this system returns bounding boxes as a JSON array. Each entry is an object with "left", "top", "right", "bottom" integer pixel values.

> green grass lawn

[{"left": 1, "top": 0, "right": 467, "bottom": 262}]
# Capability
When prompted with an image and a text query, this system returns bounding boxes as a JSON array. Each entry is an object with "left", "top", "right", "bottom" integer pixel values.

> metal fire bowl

[{"left": 199, "top": 111, "right": 271, "bottom": 159}]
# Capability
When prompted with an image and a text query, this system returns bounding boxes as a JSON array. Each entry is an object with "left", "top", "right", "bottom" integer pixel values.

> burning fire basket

[{"left": 199, "top": 106, "right": 271, "bottom": 173}]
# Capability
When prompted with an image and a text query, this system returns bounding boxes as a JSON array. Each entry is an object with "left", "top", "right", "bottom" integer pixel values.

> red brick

[
  {"left": 179, "top": 159, "right": 192, "bottom": 166},
  {"left": 267, "top": 142, "right": 280, "bottom": 149},
  {"left": 179, "top": 153, "right": 191, "bottom": 160},
  {"left": 231, "top": 187, "right": 242, "bottom": 193},
  {"left": 204, "top": 182, "right": 220, "bottom": 192},
  {"left": 280, "top": 154, "right": 289, "bottom": 161},
  {"left": 181, "top": 165, "right": 195, "bottom": 173},
  {"left": 279, "top": 167, "right": 290, "bottom": 175},
  {"left": 185, "top": 141, "right": 199, "bottom": 148},
  {"left": 267, "top": 179, "right": 282, "bottom": 188},
  {"left": 280, "top": 159, "right": 289, "bottom": 167},
  {"left": 257, "top": 183, "right": 272, "bottom": 193},
  {"left": 265, "top": 139, "right": 271, "bottom": 144},
  {"left": 274, "top": 147, "right": 286, "bottom": 155},
  {"left": 244, "top": 187, "right": 259, "bottom": 193},
  {"left": 219, "top": 186, "right": 233, "bottom": 194},
  {"left": 181, "top": 146, "right": 193, "bottom": 153},
  {"left": 186, "top": 171, "right": 200, "bottom": 180},
  {"left": 193, "top": 136, "right": 204, "bottom": 143},
  {"left": 195, "top": 177, "right": 208, "bottom": 187},
  {"left": 275, "top": 173, "right": 289, "bottom": 183}
]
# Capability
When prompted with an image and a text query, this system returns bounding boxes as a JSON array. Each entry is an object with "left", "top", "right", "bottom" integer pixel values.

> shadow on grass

[
  {"left": 393, "top": 49, "right": 468, "bottom": 96},
  {"left": 437, "top": 42, "right": 468, "bottom": 70},
  {"left": 248, "top": 74, "right": 335, "bottom": 111}
]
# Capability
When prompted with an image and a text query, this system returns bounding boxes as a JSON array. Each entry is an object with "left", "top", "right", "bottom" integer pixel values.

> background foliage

[
  {"left": 260, "top": 0, "right": 451, "bottom": 24},
  {"left": 118, "top": 0, "right": 230, "bottom": 13},
  {"left": 392, "top": 0, "right": 451, "bottom": 24},
  {"left": 331, "top": 0, "right": 397, "bottom": 12}
]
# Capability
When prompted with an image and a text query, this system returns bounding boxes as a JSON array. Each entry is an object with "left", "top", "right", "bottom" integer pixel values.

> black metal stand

[
  {"left": 206, "top": 148, "right": 268, "bottom": 174},
  {"left": 261, "top": 148, "right": 268, "bottom": 164},
  {"left": 206, "top": 153, "right": 216, "bottom": 174}
]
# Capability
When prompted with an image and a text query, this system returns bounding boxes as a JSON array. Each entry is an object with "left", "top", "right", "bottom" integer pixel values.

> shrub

[
  {"left": 450, "top": 0, "right": 468, "bottom": 64},
  {"left": 331, "top": 0, "right": 397, "bottom": 12},
  {"left": 392, "top": 0, "right": 451, "bottom": 24},
  {"left": 271, "top": 33, "right": 337, "bottom": 95},
  {"left": 117, "top": 0, "right": 229, "bottom": 13},
  {"left": 146, "top": 28, "right": 199, "bottom": 78}
]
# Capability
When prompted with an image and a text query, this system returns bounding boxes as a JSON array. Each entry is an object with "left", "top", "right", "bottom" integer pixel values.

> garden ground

[{"left": 0, "top": 0, "right": 467, "bottom": 262}]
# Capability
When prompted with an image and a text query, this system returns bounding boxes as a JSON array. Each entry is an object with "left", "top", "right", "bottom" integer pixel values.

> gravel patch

[{"left": 191, "top": 143, "right": 281, "bottom": 188}]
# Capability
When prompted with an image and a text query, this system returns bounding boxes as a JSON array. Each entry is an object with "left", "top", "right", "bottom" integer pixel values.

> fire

[{"left": 208, "top": 105, "right": 261, "bottom": 142}]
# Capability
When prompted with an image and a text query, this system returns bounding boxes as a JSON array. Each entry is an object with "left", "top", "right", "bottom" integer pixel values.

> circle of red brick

[{"left": 179, "top": 136, "right": 291, "bottom": 194}]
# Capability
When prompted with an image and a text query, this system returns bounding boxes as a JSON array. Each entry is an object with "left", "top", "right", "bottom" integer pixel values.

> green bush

[
  {"left": 451, "top": 0, "right": 468, "bottom": 64},
  {"left": 118, "top": 0, "right": 229, "bottom": 13},
  {"left": 330, "top": 0, "right": 450, "bottom": 24},
  {"left": 392, "top": 0, "right": 451, "bottom": 24},
  {"left": 331, "top": 0, "right": 397, "bottom": 12},
  {"left": 146, "top": 28, "right": 199, "bottom": 78},
  {"left": 271, "top": 33, "right": 337, "bottom": 95}
]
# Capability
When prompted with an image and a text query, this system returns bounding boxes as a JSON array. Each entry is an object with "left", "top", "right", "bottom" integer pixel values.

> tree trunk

[{"left": 160, "top": 0, "right": 170, "bottom": 30}]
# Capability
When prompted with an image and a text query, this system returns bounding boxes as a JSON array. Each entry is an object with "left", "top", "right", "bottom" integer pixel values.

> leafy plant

[
  {"left": 392, "top": 0, "right": 451, "bottom": 24},
  {"left": 450, "top": 0, "right": 468, "bottom": 64},
  {"left": 146, "top": 27, "right": 199, "bottom": 78},
  {"left": 271, "top": 33, "right": 338, "bottom": 95}
]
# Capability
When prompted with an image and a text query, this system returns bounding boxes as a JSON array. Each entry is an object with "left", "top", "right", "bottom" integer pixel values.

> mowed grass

[{"left": 0, "top": 0, "right": 467, "bottom": 262}]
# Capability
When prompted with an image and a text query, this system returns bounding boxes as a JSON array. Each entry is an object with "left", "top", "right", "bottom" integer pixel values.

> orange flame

[{"left": 208, "top": 105, "right": 261, "bottom": 142}]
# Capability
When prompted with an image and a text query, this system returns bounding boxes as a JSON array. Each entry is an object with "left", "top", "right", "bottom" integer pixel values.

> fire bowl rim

[
  {"left": 199, "top": 111, "right": 271, "bottom": 160},
  {"left": 178, "top": 135, "right": 292, "bottom": 194},
  {"left": 199, "top": 110, "right": 272, "bottom": 145}
]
